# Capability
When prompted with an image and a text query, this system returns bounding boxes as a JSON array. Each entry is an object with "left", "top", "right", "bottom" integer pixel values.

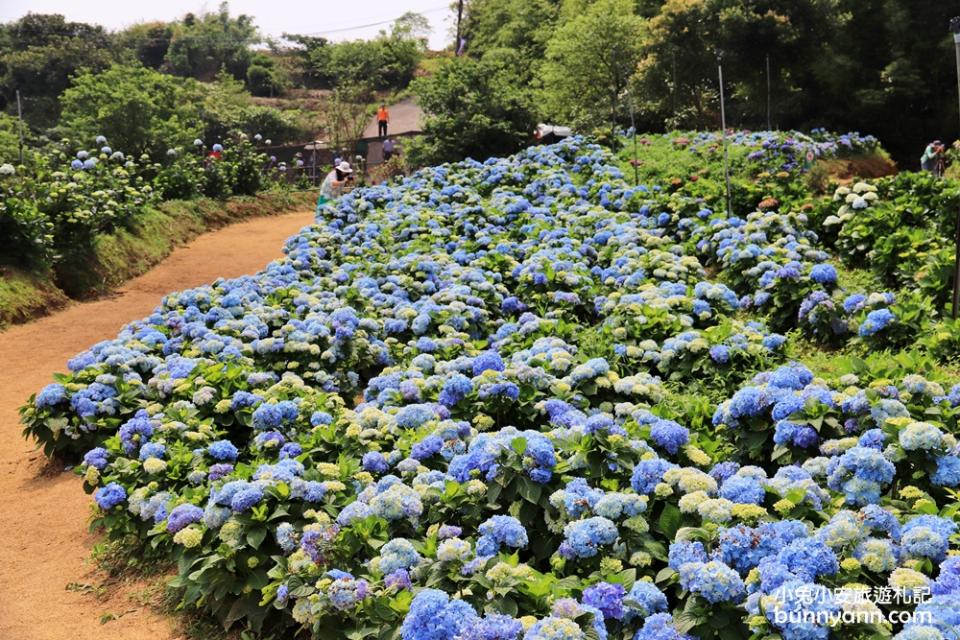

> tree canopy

[
  {"left": 283, "top": 19, "right": 426, "bottom": 91},
  {"left": 540, "top": 0, "right": 645, "bottom": 135},
  {"left": 407, "top": 55, "right": 537, "bottom": 166},
  {"left": 461, "top": 0, "right": 960, "bottom": 163},
  {"left": 0, "top": 13, "right": 116, "bottom": 125},
  {"left": 163, "top": 2, "right": 259, "bottom": 81},
  {"left": 59, "top": 64, "right": 198, "bottom": 156},
  {"left": 58, "top": 64, "right": 303, "bottom": 158}
]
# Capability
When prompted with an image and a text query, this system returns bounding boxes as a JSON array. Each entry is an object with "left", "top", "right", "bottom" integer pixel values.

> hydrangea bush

[
  {"left": 823, "top": 173, "right": 960, "bottom": 307},
  {"left": 1, "top": 134, "right": 288, "bottom": 270},
  {"left": 20, "top": 134, "right": 960, "bottom": 640}
]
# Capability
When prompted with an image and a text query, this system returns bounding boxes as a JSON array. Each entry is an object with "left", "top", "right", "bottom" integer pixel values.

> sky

[{"left": 0, "top": 0, "right": 457, "bottom": 50}]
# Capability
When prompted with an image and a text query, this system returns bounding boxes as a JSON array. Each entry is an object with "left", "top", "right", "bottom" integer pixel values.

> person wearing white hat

[
  {"left": 319, "top": 161, "right": 354, "bottom": 204},
  {"left": 921, "top": 140, "right": 945, "bottom": 176},
  {"left": 335, "top": 160, "right": 354, "bottom": 181}
]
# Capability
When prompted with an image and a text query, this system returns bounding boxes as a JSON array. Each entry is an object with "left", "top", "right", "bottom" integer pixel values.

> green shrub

[
  {"left": 202, "top": 159, "right": 236, "bottom": 199},
  {"left": 227, "top": 140, "right": 265, "bottom": 196},
  {"left": 156, "top": 153, "right": 206, "bottom": 200},
  {"left": 0, "top": 188, "right": 54, "bottom": 267},
  {"left": 2, "top": 132, "right": 284, "bottom": 268},
  {"left": 826, "top": 174, "right": 960, "bottom": 307}
]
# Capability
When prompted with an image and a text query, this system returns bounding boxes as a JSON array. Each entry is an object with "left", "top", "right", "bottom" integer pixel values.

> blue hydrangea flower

[
  {"left": 859, "top": 308, "right": 895, "bottom": 336},
  {"left": 668, "top": 540, "right": 708, "bottom": 571},
  {"left": 458, "top": 614, "right": 523, "bottom": 640},
  {"left": 523, "top": 616, "right": 586, "bottom": 640},
  {"left": 166, "top": 503, "right": 203, "bottom": 533},
  {"left": 624, "top": 580, "right": 668, "bottom": 620},
  {"left": 35, "top": 383, "right": 67, "bottom": 408},
  {"left": 472, "top": 351, "right": 505, "bottom": 376},
  {"left": 582, "top": 581, "right": 625, "bottom": 620},
  {"left": 932, "top": 557, "right": 960, "bottom": 596},
  {"left": 83, "top": 447, "right": 109, "bottom": 471},
  {"left": 760, "top": 581, "right": 838, "bottom": 640},
  {"left": 439, "top": 373, "right": 473, "bottom": 406},
  {"left": 901, "top": 594, "right": 960, "bottom": 638},
  {"left": 561, "top": 517, "right": 618, "bottom": 559},
  {"left": 378, "top": 538, "right": 421, "bottom": 575},
  {"left": 230, "top": 485, "right": 265, "bottom": 512},
  {"left": 717, "top": 521, "right": 808, "bottom": 573},
  {"left": 826, "top": 446, "right": 895, "bottom": 506},
  {"left": 933, "top": 456, "right": 960, "bottom": 487},
  {"left": 95, "top": 482, "right": 127, "bottom": 510},
  {"left": 362, "top": 451, "right": 389, "bottom": 474},
  {"left": 809, "top": 264, "right": 837, "bottom": 284},
  {"left": 899, "top": 422, "right": 943, "bottom": 451},
  {"left": 326, "top": 575, "right": 369, "bottom": 610},
  {"left": 631, "top": 458, "right": 677, "bottom": 494},
  {"left": 400, "top": 589, "right": 478, "bottom": 640},
  {"left": 900, "top": 515, "right": 957, "bottom": 562},
  {"left": 208, "top": 440, "right": 239, "bottom": 461},
  {"left": 775, "top": 537, "right": 838, "bottom": 581},
  {"left": 119, "top": 410, "right": 153, "bottom": 455},
  {"left": 412, "top": 435, "right": 444, "bottom": 460},
  {"left": 709, "top": 461, "right": 740, "bottom": 484},
  {"left": 385, "top": 569, "right": 412, "bottom": 590},
  {"left": 634, "top": 613, "right": 691, "bottom": 640},
  {"left": 709, "top": 345, "right": 730, "bottom": 364},
  {"left": 678, "top": 560, "right": 745, "bottom": 603},
  {"left": 649, "top": 419, "right": 689, "bottom": 455},
  {"left": 719, "top": 475, "right": 766, "bottom": 504},
  {"left": 477, "top": 515, "right": 528, "bottom": 555},
  {"left": 396, "top": 404, "right": 437, "bottom": 429}
]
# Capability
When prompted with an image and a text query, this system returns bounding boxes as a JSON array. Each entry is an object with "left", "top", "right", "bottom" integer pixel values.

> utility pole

[
  {"left": 717, "top": 50, "right": 732, "bottom": 215},
  {"left": 16, "top": 90, "right": 24, "bottom": 166},
  {"left": 765, "top": 54, "right": 772, "bottom": 131},
  {"left": 672, "top": 49, "right": 677, "bottom": 117},
  {"left": 950, "top": 17, "right": 960, "bottom": 318},
  {"left": 456, "top": 0, "right": 464, "bottom": 56},
  {"left": 630, "top": 94, "right": 638, "bottom": 185}
]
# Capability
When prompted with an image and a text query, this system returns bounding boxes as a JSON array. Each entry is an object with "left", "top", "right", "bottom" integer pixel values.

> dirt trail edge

[{"left": 0, "top": 209, "right": 317, "bottom": 640}]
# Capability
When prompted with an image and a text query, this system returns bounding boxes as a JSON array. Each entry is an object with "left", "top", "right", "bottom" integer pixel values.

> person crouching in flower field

[
  {"left": 920, "top": 140, "right": 945, "bottom": 176},
  {"left": 318, "top": 161, "right": 354, "bottom": 206}
]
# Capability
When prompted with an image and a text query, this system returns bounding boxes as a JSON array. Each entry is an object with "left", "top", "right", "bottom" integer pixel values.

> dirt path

[{"left": 0, "top": 209, "right": 316, "bottom": 640}]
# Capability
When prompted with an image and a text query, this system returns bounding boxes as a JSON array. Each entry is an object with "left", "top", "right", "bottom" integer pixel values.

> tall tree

[
  {"left": 164, "top": 2, "right": 259, "bottom": 81},
  {"left": 409, "top": 54, "right": 536, "bottom": 165},
  {"left": 0, "top": 14, "right": 116, "bottom": 125},
  {"left": 117, "top": 22, "right": 174, "bottom": 69},
  {"left": 540, "top": 0, "right": 645, "bottom": 135},
  {"left": 393, "top": 12, "right": 432, "bottom": 47},
  {"left": 246, "top": 53, "right": 288, "bottom": 97},
  {"left": 632, "top": 0, "right": 839, "bottom": 129},
  {"left": 324, "top": 83, "right": 374, "bottom": 157},
  {"left": 462, "top": 0, "right": 562, "bottom": 64},
  {"left": 283, "top": 16, "right": 424, "bottom": 91},
  {"left": 632, "top": 0, "right": 717, "bottom": 129},
  {"left": 59, "top": 64, "right": 200, "bottom": 156}
]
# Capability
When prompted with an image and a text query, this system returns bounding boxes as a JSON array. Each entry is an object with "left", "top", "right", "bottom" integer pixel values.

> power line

[
  {"left": 298, "top": 4, "right": 449, "bottom": 31},
  {"left": 294, "top": 5, "right": 450, "bottom": 38},
  {"left": 90, "top": 6, "right": 451, "bottom": 46}
]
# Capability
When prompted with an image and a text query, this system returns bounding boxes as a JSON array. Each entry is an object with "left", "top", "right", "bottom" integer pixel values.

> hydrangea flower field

[{"left": 19, "top": 134, "right": 960, "bottom": 640}]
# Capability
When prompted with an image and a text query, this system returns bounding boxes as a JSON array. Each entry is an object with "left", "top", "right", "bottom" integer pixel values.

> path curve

[{"left": 0, "top": 209, "right": 317, "bottom": 640}]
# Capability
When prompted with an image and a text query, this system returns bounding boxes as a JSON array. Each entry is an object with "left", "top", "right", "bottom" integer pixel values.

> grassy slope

[
  {"left": 0, "top": 269, "right": 71, "bottom": 326},
  {"left": 0, "top": 190, "right": 317, "bottom": 328}
]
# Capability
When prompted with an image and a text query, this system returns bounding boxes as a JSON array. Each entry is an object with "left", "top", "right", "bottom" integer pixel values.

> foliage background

[{"left": 461, "top": 0, "right": 959, "bottom": 164}]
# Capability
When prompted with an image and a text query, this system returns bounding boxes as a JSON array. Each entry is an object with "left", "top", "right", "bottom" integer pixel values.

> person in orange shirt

[{"left": 377, "top": 104, "right": 389, "bottom": 138}]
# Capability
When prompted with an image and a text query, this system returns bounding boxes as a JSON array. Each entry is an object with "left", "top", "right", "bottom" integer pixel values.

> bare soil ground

[{"left": 0, "top": 210, "right": 316, "bottom": 640}]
